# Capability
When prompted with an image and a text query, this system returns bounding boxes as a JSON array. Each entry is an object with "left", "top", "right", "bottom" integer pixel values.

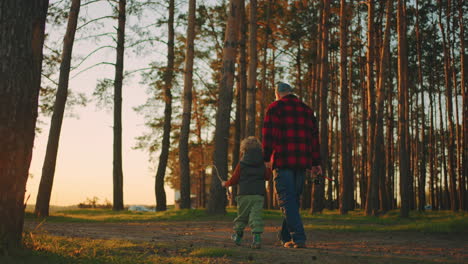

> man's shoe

[
  {"left": 231, "top": 232, "right": 243, "bottom": 246},
  {"left": 283, "top": 241, "right": 295, "bottom": 248},
  {"left": 293, "top": 241, "right": 306, "bottom": 248},
  {"left": 283, "top": 241, "right": 306, "bottom": 248},
  {"left": 251, "top": 233, "right": 261, "bottom": 249}
]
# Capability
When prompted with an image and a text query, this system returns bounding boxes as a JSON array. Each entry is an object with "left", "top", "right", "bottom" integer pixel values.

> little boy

[{"left": 222, "top": 136, "right": 272, "bottom": 249}]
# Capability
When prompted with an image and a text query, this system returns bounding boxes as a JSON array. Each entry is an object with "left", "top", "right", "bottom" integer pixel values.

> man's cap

[{"left": 276, "top": 82, "right": 293, "bottom": 93}]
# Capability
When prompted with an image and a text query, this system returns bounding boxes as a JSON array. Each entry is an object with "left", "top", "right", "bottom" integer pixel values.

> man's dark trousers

[{"left": 275, "top": 169, "right": 306, "bottom": 243}]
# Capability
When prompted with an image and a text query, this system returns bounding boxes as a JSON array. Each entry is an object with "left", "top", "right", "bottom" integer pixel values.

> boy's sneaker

[
  {"left": 251, "top": 233, "right": 261, "bottom": 249},
  {"left": 231, "top": 232, "right": 243, "bottom": 246}
]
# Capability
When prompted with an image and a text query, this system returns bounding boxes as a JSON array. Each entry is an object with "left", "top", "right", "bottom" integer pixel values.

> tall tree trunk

[
  {"left": 231, "top": 82, "right": 241, "bottom": 206},
  {"left": 365, "top": 0, "right": 378, "bottom": 216},
  {"left": 386, "top": 60, "right": 395, "bottom": 209},
  {"left": 347, "top": 32, "right": 355, "bottom": 210},
  {"left": 113, "top": 0, "right": 126, "bottom": 211},
  {"left": 193, "top": 87, "right": 206, "bottom": 208},
  {"left": 259, "top": 0, "right": 271, "bottom": 142},
  {"left": 438, "top": 87, "right": 450, "bottom": 209},
  {"left": 207, "top": 0, "right": 241, "bottom": 214},
  {"left": 35, "top": 0, "right": 80, "bottom": 217},
  {"left": 415, "top": 0, "right": 426, "bottom": 212},
  {"left": 374, "top": 0, "right": 392, "bottom": 214},
  {"left": 429, "top": 87, "right": 436, "bottom": 210},
  {"left": 457, "top": 0, "right": 467, "bottom": 211},
  {"left": 0, "top": 0, "right": 48, "bottom": 251},
  {"left": 179, "top": 0, "right": 196, "bottom": 209},
  {"left": 155, "top": 0, "right": 175, "bottom": 212},
  {"left": 296, "top": 42, "right": 303, "bottom": 99},
  {"left": 438, "top": 0, "right": 458, "bottom": 211},
  {"left": 268, "top": 45, "right": 277, "bottom": 209},
  {"left": 409, "top": 99, "right": 416, "bottom": 210},
  {"left": 238, "top": 0, "right": 247, "bottom": 139},
  {"left": 358, "top": 5, "right": 367, "bottom": 209},
  {"left": 311, "top": 0, "right": 329, "bottom": 214},
  {"left": 397, "top": 0, "right": 410, "bottom": 217},
  {"left": 359, "top": 58, "right": 368, "bottom": 209},
  {"left": 450, "top": 8, "right": 462, "bottom": 213},
  {"left": 339, "top": 0, "right": 353, "bottom": 215},
  {"left": 246, "top": 0, "right": 258, "bottom": 136}
]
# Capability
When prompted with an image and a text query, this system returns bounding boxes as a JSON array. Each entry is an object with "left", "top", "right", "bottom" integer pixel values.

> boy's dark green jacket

[{"left": 225, "top": 147, "right": 272, "bottom": 196}]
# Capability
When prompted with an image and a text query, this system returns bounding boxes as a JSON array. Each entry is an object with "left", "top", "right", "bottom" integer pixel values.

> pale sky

[{"left": 27, "top": 0, "right": 176, "bottom": 207}]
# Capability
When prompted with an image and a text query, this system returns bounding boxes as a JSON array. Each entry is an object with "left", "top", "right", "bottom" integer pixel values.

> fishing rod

[
  {"left": 311, "top": 171, "right": 334, "bottom": 185},
  {"left": 205, "top": 164, "right": 232, "bottom": 198}
]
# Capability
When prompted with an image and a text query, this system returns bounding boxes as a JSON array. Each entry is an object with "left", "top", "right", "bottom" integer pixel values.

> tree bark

[
  {"left": 207, "top": 0, "right": 240, "bottom": 214},
  {"left": 386, "top": 59, "right": 395, "bottom": 209},
  {"left": 438, "top": 86, "right": 450, "bottom": 209},
  {"left": 373, "top": 0, "right": 392, "bottom": 214},
  {"left": 246, "top": 0, "right": 257, "bottom": 136},
  {"left": 437, "top": 0, "right": 458, "bottom": 211},
  {"left": 238, "top": 0, "right": 247, "bottom": 139},
  {"left": 35, "top": 0, "right": 81, "bottom": 217},
  {"left": 259, "top": 0, "right": 271, "bottom": 142},
  {"left": 179, "top": 0, "right": 196, "bottom": 209},
  {"left": 415, "top": 0, "right": 427, "bottom": 212},
  {"left": 397, "top": 0, "right": 410, "bottom": 218},
  {"left": 0, "top": 0, "right": 48, "bottom": 251},
  {"left": 457, "top": 0, "right": 467, "bottom": 211},
  {"left": 429, "top": 87, "right": 436, "bottom": 210},
  {"left": 311, "top": 0, "right": 329, "bottom": 214},
  {"left": 155, "top": 0, "right": 175, "bottom": 212},
  {"left": 339, "top": 0, "right": 353, "bottom": 215},
  {"left": 112, "top": 0, "right": 126, "bottom": 211},
  {"left": 365, "top": 0, "right": 378, "bottom": 216}
]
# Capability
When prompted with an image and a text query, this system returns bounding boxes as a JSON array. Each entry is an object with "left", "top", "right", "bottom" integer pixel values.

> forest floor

[{"left": 25, "top": 211, "right": 468, "bottom": 263}]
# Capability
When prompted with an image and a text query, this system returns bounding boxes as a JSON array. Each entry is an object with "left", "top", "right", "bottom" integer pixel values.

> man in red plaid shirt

[{"left": 262, "top": 82, "right": 321, "bottom": 248}]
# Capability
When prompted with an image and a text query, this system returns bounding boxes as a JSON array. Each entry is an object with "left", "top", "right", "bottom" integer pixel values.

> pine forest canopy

[{"left": 30, "top": 0, "right": 468, "bottom": 211}]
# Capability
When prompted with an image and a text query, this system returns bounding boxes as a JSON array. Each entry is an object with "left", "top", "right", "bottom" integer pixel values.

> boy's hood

[{"left": 240, "top": 148, "right": 264, "bottom": 167}]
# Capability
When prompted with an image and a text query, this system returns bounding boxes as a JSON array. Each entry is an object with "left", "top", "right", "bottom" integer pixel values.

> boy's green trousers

[{"left": 234, "top": 195, "right": 264, "bottom": 234}]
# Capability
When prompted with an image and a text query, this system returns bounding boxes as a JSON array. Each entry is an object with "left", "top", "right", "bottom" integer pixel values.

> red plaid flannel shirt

[{"left": 262, "top": 94, "right": 320, "bottom": 169}]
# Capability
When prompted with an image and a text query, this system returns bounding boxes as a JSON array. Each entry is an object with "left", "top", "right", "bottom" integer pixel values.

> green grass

[
  {"left": 301, "top": 209, "right": 468, "bottom": 233},
  {"left": 189, "top": 247, "right": 235, "bottom": 257},
  {"left": 25, "top": 208, "right": 237, "bottom": 223},
  {"left": 0, "top": 234, "right": 233, "bottom": 264},
  {"left": 14, "top": 209, "right": 467, "bottom": 263},
  {"left": 25, "top": 207, "right": 467, "bottom": 234}
]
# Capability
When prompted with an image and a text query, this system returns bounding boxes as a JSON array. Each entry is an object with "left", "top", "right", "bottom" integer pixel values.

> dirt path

[{"left": 24, "top": 220, "right": 467, "bottom": 263}]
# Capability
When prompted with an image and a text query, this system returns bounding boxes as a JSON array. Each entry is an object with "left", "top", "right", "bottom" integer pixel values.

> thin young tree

[
  {"left": 155, "top": 0, "right": 175, "bottom": 212},
  {"left": 112, "top": 0, "right": 126, "bottom": 211},
  {"left": 179, "top": 0, "right": 196, "bottom": 209},
  {"left": 0, "top": 0, "right": 49, "bottom": 251},
  {"left": 35, "top": 0, "right": 81, "bottom": 217}
]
